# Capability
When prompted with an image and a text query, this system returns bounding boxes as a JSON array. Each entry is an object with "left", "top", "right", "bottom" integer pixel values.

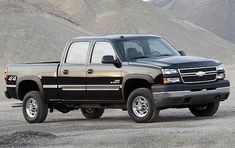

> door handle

[
  {"left": 63, "top": 69, "right": 69, "bottom": 75},
  {"left": 87, "top": 69, "right": 94, "bottom": 74}
]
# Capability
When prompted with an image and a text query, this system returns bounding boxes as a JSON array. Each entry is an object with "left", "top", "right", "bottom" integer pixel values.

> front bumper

[{"left": 152, "top": 80, "right": 230, "bottom": 108}]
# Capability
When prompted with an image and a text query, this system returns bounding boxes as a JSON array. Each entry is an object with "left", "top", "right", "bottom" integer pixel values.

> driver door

[{"left": 86, "top": 41, "right": 123, "bottom": 101}]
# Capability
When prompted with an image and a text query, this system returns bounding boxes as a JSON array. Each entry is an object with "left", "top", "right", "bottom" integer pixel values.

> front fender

[{"left": 122, "top": 74, "right": 155, "bottom": 99}]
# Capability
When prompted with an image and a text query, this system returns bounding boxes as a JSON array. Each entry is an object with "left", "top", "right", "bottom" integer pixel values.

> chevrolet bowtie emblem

[{"left": 196, "top": 71, "right": 206, "bottom": 77}]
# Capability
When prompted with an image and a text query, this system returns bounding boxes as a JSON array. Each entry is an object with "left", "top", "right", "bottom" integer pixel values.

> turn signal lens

[
  {"left": 163, "top": 77, "right": 180, "bottom": 84},
  {"left": 217, "top": 73, "right": 225, "bottom": 80}
]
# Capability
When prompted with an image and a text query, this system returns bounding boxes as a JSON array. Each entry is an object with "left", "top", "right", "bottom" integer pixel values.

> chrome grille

[{"left": 179, "top": 67, "right": 217, "bottom": 84}]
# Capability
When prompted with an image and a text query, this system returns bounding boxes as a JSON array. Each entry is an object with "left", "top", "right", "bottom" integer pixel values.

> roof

[{"left": 72, "top": 34, "right": 161, "bottom": 40}]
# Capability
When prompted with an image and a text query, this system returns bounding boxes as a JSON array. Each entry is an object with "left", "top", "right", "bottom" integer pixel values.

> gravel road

[{"left": 0, "top": 89, "right": 234, "bottom": 148}]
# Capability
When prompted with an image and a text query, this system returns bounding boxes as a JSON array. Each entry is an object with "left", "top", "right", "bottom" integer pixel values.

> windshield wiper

[
  {"left": 157, "top": 54, "right": 173, "bottom": 57},
  {"left": 129, "top": 55, "right": 149, "bottom": 60},
  {"left": 151, "top": 51, "right": 173, "bottom": 57}
]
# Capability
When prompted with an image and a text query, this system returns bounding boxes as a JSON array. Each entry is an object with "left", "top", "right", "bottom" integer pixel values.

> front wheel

[
  {"left": 189, "top": 102, "right": 220, "bottom": 117},
  {"left": 81, "top": 108, "right": 105, "bottom": 119},
  {"left": 22, "top": 91, "right": 48, "bottom": 123},
  {"left": 127, "top": 88, "right": 159, "bottom": 123}
]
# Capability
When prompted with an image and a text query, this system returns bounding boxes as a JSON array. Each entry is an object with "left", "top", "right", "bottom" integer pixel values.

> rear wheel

[
  {"left": 189, "top": 102, "right": 220, "bottom": 117},
  {"left": 81, "top": 108, "right": 105, "bottom": 119},
  {"left": 22, "top": 91, "right": 48, "bottom": 123},
  {"left": 127, "top": 88, "right": 158, "bottom": 123}
]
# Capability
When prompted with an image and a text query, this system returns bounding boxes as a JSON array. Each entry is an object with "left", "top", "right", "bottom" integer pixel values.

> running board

[{"left": 11, "top": 103, "right": 23, "bottom": 108}]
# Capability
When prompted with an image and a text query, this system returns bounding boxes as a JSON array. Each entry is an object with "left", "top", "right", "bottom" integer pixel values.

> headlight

[
  {"left": 216, "top": 64, "right": 225, "bottom": 80},
  {"left": 216, "top": 64, "right": 224, "bottom": 71},
  {"left": 162, "top": 69, "right": 178, "bottom": 75}
]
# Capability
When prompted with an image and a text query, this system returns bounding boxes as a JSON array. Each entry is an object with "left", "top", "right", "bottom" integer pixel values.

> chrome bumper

[
  {"left": 153, "top": 87, "right": 230, "bottom": 98},
  {"left": 152, "top": 86, "right": 230, "bottom": 108}
]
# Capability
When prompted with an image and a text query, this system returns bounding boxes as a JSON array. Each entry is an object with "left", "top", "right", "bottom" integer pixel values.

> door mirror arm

[
  {"left": 102, "top": 55, "right": 121, "bottom": 68},
  {"left": 178, "top": 50, "right": 186, "bottom": 56},
  {"left": 114, "top": 58, "right": 122, "bottom": 68}
]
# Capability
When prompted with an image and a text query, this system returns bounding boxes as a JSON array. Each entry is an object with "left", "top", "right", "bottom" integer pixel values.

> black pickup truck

[{"left": 4, "top": 34, "right": 230, "bottom": 123}]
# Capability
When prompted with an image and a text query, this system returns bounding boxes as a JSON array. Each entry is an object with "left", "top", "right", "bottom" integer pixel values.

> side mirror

[
  {"left": 178, "top": 50, "right": 186, "bottom": 56},
  {"left": 101, "top": 55, "right": 116, "bottom": 64}
]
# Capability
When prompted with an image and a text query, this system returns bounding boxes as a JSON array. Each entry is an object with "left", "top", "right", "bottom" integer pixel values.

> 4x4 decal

[{"left": 8, "top": 75, "right": 17, "bottom": 82}]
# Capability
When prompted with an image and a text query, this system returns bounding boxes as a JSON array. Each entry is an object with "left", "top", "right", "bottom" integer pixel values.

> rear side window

[
  {"left": 66, "top": 42, "right": 90, "bottom": 64},
  {"left": 91, "top": 42, "right": 115, "bottom": 64}
]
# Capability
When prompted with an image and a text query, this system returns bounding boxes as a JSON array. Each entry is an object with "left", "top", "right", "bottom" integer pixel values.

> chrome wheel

[
  {"left": 84, "top": 108, "right": 95, "bottom": 113},
  {"left": 26, "top": 98, "right": 38, "bottom": 119},
  {"left": 81, "top": 108, "right": 105, "bottom": 119},
  {"left": 132, "top": 96, "right": 149, "bottom": 117},
  {"left": 189, "top": 102, "right": 220, "bottom": 117},
  {"left": 194, "top": 106, "right": 207, "bottom": 111}
]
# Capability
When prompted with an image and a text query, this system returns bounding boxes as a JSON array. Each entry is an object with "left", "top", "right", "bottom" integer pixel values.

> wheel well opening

[
  {"left": 18, "top": 80, "right": 39, "bottom": 100},
  {"left": 124, "top": 79, "right": 151, "bottom": 101}
]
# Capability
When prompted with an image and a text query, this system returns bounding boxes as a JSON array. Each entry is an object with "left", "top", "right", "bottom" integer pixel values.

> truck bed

[{"left": 5, "top": 61, "right": 61, "bottom": 100}]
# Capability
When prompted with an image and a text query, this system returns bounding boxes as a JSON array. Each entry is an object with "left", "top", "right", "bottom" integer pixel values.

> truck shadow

[
  {"left": 44, "top": 110, "right": 235, "bottom": 124},
  {"left": 45, "top": 115, "right": 131, "bottom": 123},
  {"left": 155, "top": 110, "right": 235, "bottom": 122}
]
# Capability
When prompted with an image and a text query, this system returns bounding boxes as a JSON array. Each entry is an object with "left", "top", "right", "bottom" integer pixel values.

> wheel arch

[
  {"left": 122, "top": 74, "right": 155, "bottom": 101},
  {"left": 16, "top": 76, "right": 44, "bottom": 101}
]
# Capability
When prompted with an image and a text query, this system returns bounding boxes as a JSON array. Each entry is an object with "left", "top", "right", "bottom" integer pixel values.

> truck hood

[{"left": 129, "top": 56, "right": 221, "bottom": 69}]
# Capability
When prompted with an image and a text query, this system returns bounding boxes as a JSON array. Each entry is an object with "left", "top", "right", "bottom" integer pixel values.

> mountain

[
  {"left": 46, "top": 0, "right": 235, "bottom": 64},
  {"left": 149, "top": 0, "right": 235, "bottom": 44},
  {"left": 0, "top": 0, "right": 91, "bottom": 96},
  {"left": 0, "top": 0, "right": 235, "bottom": 98}
]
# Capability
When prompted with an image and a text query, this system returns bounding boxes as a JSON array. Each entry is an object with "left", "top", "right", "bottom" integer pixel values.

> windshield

[{"left": 116, "top": 37, "right": 180, "bottom": 61}]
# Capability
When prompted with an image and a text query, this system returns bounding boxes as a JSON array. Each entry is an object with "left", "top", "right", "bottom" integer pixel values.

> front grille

[
  {"left": 180, "top": 67, "right": 216, "bottom": 74},
  {"left": 179, "top": 67, "right": 217, "bottom": 84},
  {"left": 182, "top": 74, "right": 216, "bottom": 83}
]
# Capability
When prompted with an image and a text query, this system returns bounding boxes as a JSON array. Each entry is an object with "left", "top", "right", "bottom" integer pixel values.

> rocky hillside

[
  {"left": 150, "top": 0, "right": 235, "bottom": 44},
  {"left": 0, "top": 0, "right": 91, "bottom": 96},
  {"left": 47, "top": 0, "right": 235, "bottom": 64},
  {"left": 1, "top": 0, "right": 235, "bottom": 97}
]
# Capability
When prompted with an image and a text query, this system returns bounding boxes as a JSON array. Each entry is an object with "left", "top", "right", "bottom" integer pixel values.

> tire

[
  {"left": 81, "top": 108, "right": 105, "bottom": 119},
  {"left": 127, "top": 88, "right": 158, "bottom": 123},
  {"left": 22, "top": 91, "right": 48, "bottom": 123},
  {"left": 189, "top": 102, "right": 220, "bottom": 117}
]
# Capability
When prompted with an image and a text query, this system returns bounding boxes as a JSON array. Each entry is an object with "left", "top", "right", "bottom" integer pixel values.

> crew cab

[{"left": 4, "top": 34, "right": 230, "bottom": 123}]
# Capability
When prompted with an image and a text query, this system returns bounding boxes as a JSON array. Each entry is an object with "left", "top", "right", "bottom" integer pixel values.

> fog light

[
  {"left": 163, "top": 77, "right": 180, "bottom": 84},
  {"left": 217, "top": 73, "right": 225, "bottom": 80}
]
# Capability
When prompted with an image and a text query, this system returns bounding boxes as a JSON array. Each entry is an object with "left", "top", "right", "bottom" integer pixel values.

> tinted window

[
  {"left": 91, "top": 42, "right": 115, "bottom": 64},
  {"left": 123, "top": 41, "right": 144, "bottom": 54},
  {"left": 148, "top": 39, "right": 174, "bottom": 55},
  {"left": 122, "top": 41, "right": 144, "bottom": 59},
  {"left": 117, "top": 37, "right": 180, "bottom": 60},
  {"left": 66, "top": 42, "right": 90, "bottom": 64}
]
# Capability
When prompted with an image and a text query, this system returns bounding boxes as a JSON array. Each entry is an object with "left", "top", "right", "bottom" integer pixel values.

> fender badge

[{"left": 110, "top": 80, "right": 120, "bottom": 84}]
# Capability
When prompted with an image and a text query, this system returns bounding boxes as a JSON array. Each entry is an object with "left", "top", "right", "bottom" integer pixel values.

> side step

[{"left": 11, "top": 103, "right": 23, "bottom": 108}]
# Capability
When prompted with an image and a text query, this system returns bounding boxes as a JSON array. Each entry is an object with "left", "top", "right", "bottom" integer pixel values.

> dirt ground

[{"left": 0, "top": 69, "right": 234, "bottom": 148}]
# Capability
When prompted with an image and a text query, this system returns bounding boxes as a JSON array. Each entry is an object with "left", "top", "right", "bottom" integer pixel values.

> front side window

[
  {"left": 91, "top": 42, "right": 116, "bottom": 64},
  {"left": 66, "top": 42, "right": 90, "bottom": 64}
]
